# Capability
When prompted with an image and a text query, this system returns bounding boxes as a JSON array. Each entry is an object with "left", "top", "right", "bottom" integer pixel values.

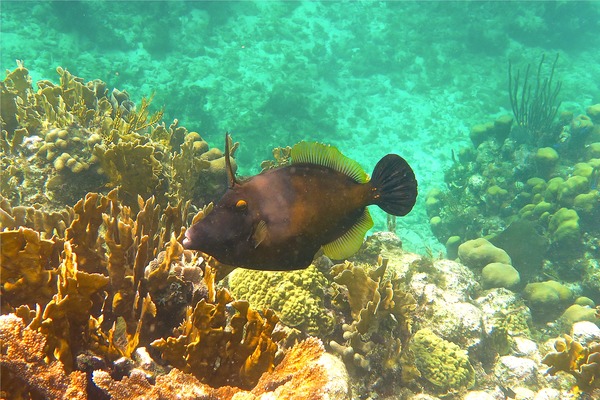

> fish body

[{"left": 183, "top": 135, "right": 417, "bottom": 270}]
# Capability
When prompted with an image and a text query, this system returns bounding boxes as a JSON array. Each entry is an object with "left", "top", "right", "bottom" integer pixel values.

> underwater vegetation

[{"left": 508, "top": 53, "right": 562, "bottom": 146}]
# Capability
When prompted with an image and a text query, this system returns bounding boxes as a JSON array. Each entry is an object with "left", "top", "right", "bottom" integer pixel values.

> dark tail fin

[{"left": 370, "top": 154, "right": 417, "bottom": 216}]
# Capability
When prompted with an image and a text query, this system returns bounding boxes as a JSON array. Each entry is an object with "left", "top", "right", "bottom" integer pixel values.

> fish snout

[{"left": 183, "top": 228, "right": 194, "bottom": 249}]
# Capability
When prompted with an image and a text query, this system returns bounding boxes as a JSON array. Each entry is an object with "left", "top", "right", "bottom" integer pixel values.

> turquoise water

[
  {"left": 3, "top": 1, "right": 598, "bottom": 253},
  {"left": 2, "top": 1, "right": 598, "bottom": 251}
]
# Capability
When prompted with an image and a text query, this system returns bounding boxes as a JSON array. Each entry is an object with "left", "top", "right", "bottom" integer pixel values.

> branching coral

[
  {"left": 152, "top": 266, "right": 285, "bottom": 389},
  {"left": 1, "top": 63, "right": 233, "bottom": 211},
  {"left": 542, "top": 334, "right": 600, "bottom": 392},
  {"left": 329, "top": 259, "right": 418, "bottom": 394}
]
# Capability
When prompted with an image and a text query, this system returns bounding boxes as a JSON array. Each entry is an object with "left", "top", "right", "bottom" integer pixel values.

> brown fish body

[
  {"left": 183, "top": 137, "right": 417, "bottom": 270},
  {"left": 248, "top": 165, "right": 372, "bottom": 261}
]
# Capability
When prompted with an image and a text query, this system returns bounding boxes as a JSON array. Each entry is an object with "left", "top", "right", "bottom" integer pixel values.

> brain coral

[
  {"left": 227, "top": 264, "right": 334, "bottom": 336},
  {"left": 411, "top": 328, "right": 475, "bottom": 392},
  {"left": 458, "top": 238, "right": 511, "bottom": 269},
  {"left": 481, "top": 262, "right": 520, "bottom": 290}
]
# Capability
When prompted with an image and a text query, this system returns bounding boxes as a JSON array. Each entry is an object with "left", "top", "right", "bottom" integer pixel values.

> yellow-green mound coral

[
  {"left": 227, "top": 263, "right": 335, "bottom": 336},
  {"left": 458, "top": 238, "right": 511, "bottom": 270},
  {"left": 411, "top": 328, "right": 475, "bottom": 392},
  {"left": 535, "top": 147, "right": 559, "bottom": 177},
  {"left": 548, "top": 208, "right": 580, "bottom": 244},
  {"left": 560, "top": 304, "right": 598, "bottom": 325},
  {"left": 522, "top": 280, "right": 573, "bottom": 319},
  {"left": 481, "top": 262, "right": 520, "bottom": 290}
]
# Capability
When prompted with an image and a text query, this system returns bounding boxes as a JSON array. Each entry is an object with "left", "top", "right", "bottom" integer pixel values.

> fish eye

[{"left": 235, "top": 199, "right": 247, "bottom": 210}]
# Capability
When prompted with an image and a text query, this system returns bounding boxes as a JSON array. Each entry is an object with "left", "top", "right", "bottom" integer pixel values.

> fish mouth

[{"left": 182, "top": 230, "right": 192, "bottom": 249}]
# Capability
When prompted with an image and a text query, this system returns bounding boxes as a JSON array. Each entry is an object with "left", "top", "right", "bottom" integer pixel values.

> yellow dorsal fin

[
  {"left": 322, "top": 208, "right": 373, "bottom": 260},
  {"left": 291, "top": 141, "right": 368, "bottom": 183}
]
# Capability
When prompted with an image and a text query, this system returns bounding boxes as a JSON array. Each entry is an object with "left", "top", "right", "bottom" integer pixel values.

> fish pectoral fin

[
  {"left": 251, "top": 220, "right": 269, "bottom": 248},
  {"left": 322, "top": 208, "right": 373, "bottom": 260}
]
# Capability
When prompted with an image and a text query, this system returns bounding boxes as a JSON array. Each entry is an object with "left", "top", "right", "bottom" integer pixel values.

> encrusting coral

[
  {"left": 92, "top": 337, "right": 340, "bottom": 400},
  {"left": 1, "top": 312, "right": 345, "bottom": 400},
  {"left": 0, "top": 314, "right": 87, "bottom": 400},
  {"left": 227, "top": 259, "right": 335, "bottom": 336}
]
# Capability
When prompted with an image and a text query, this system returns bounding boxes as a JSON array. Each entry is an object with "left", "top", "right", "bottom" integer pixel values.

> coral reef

[
  {"left": 0, "top": 190, "right": 294, "bottom": 397},
  {"left": 410, "top": 328, "right": 475, "bottom": 392},
  {"left": 0, "top": 62, "right": 233, "bottom": 212},
  {"left": 227, "top": 261, "right": 335, "bottom": 337},
  {"left": 542, "top": 334, "right": 600, "bottom": 393},
  {"left": 3, "top": 56, "right": 599, "bottom": 399},
  {"left": 427, "top": 82, "right": 600, "bottom": 316}
]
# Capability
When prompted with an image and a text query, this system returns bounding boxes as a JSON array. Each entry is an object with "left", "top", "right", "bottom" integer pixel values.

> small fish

[{"left": 183, "top": 134, "right": 417, "bottom": 270}]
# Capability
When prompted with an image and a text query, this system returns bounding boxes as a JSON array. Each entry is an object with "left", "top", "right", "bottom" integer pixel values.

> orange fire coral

[
  {"left": 1, "top": 227, "right": 61, "bottom": 310},
  {"left": 92, "top": 337, "right": 342, "bottom": 400},
  {"left": 151, "top": 266, "right": 285, "bottom": 389},
  {"left": 0, "top": 188, "right": 304, "bottom": 398},
  {"left": 542, "top": 334, "right": 600, "bottom": 392}
]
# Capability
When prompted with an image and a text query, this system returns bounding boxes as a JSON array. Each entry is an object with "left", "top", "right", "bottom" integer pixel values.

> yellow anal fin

[{"left": 322, "top": 208, "right": 373, "bottom": 260}]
